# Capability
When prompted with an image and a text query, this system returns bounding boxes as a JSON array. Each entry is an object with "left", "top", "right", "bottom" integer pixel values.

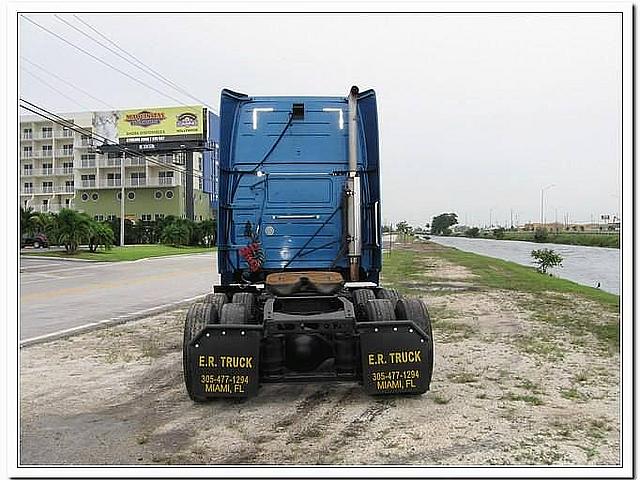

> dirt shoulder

[{"left": 20, "top": 243, "right": 619, "bottom": 465}]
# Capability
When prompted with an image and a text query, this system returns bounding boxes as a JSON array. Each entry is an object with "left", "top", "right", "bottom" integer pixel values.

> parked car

[{"left": 21, "top": 233, "right": 49, "bottom": 249}]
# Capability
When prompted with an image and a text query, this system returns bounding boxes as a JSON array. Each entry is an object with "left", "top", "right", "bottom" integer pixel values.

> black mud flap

[
  {"left": 358, "top": 321, "right": 433, "bottom": 395},
  {"left": 188, "top": 325, "right": 263, "bottom": 398}
]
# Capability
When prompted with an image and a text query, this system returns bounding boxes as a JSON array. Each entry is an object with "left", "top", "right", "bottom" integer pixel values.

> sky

[{"left": 19, "top": 12, "right": 622, "bottom": 227}]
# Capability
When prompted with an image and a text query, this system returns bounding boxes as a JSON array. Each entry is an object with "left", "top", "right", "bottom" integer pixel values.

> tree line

[{"left": 21, "top": 207, "right": 216, "bottom": 254}]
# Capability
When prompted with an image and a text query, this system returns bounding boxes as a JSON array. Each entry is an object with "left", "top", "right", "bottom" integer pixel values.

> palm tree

[
  {"left": 160, "top": 223, "right": 189, "bottom": 246},
  {"left": 20, "top": 207, "right": 41, "bottom": 237},
  {"left": 55, "top": 209, "right": 91, "bottom": 254},
  {"left": 87, "top": 221, "right": 115, "bottom": 252}
]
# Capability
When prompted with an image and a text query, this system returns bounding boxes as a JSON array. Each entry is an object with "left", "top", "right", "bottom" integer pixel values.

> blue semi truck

[{"left": 183, "top": 87, "right": 434, "bottom": 400}]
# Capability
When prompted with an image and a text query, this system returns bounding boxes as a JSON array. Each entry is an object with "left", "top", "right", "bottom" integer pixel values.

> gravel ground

[{"left": 19, "top": 248, "right": 620, "bottom": 465}]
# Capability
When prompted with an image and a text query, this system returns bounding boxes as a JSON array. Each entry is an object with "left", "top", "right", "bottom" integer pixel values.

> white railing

[
  {"left": 56, "top": 149, "right": 74, "bottom": 157},
  {"left": 128, "top": 177, "right": 146, "bottom": 186},
  {"left": 55, "top": 168, "right": 74, "bottom": 175},
  {"left": 21, "top": 133, "right": 33, "bottom": 140},
  {"left": 106, "top": 178, "right": 122, "bottom": 187},
  {"left": 101, "top": 158, "right": 122, "bottom": 167},
  {"left": 79, "top": 160, "right": 96, "bottom": 168},
  {"left": 81, "top": 180, "right": 96, "bottom": 188},
  {"left": 21, "top": 188, "right": 34, "bottom": 194},
  {"left": 158, "top": 177, "right": 175, "bottom": 186},
  {"left": 127, "top": 158, "right": 146, "bottom": 166}
]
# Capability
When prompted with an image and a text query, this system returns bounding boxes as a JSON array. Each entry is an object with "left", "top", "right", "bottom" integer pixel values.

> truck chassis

[{"left": 183, "top": 277, "right": 434, "bottom": 400}]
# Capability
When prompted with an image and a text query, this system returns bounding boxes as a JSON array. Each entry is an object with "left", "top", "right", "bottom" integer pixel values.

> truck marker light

[
  {"left": 393, "top": 327, "right": 398, "bottom": 332},
  {"left": 222, "top": 331, "right": 226, "bottom": 335},
  {"left": 252, "top": 108, "right": 274, "bottom": 130},
  {"left": 322, "top": 108, "right": 344, "bottom": 129}
]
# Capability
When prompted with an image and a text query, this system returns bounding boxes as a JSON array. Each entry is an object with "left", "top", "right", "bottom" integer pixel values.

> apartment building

[{"left": 20, "top": 110, "right": 214, "bottom": 222}]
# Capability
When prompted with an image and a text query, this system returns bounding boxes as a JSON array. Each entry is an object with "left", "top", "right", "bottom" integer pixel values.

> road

[{"left": 19, "top": 253, "right": 219, "bottom": 342}]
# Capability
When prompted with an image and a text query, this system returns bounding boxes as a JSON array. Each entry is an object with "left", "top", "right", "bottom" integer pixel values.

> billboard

[{"left": 116, "top": 105, "right": 204, "bottom": 144}]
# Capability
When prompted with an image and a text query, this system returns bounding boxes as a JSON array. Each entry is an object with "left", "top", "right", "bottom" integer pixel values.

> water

[{"left": 429, "top": 236, "right": 620, "bottom": 295}]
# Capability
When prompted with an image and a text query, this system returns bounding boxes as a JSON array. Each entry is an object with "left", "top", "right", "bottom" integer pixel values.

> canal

[{"left": 429, "top": 236, "right": 620, "bottom": 295}]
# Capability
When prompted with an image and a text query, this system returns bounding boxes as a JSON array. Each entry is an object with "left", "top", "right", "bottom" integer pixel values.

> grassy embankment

[
  {"left": 381, "top": 244, "right": 619, "bottom": 351},
  {"left": 22, "top": 245, "right": 215, "bottom": 262},
  {"left": 493, "top": 231, "right": 619, "bottom": 248}
]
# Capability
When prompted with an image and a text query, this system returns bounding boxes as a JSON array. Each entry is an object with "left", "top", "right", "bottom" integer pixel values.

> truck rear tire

[
  {"left": 376, "top": 288, "right": 401, "bottom": 307},
  {"left": 364, "top": 299, "right": 396, "bottom": 322},
  {"left": 232, "top": 292, "right": 256, "bottom": 319},
  {"left": 395, "top": 298, "right": 434, "bottom": 383},
  {"left": 183, "top": 302, "right": 214, "bottom": 402},
  {"left": 204, "top": 293, "right": 228, "bottom": 318},
  {"left": 353, "top": 289, "right": 376, "bottom": 320},
  {"left": 220, "top": 303, "right": 250, "bottom": 325}
]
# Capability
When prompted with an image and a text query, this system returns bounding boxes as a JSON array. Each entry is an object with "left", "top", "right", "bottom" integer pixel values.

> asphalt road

[{"left": 19, "top": 253, "right": 219, "bottom": 342}]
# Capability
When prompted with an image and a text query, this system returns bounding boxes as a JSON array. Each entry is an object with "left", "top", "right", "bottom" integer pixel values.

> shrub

[
  {"left": 533, "top": 228, "right": 549, "bottom": 242},
  {"left": 466, "top": 227, "right": 480, "bottom": 238},
  {"left": 531, "top": 248, "right": 563, "bottom": 274}
]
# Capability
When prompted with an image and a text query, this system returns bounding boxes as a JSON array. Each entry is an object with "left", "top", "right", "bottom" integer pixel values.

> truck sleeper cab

[{"left": 183, "top": 87, "right": 434, "bottom": 400}]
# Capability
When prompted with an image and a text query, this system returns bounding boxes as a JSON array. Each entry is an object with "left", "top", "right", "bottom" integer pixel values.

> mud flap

[
  {"left": 188, "top": 325, "right": 263, "bottom": 398},
  {"left": 358, "top": 321, "right": 433, "bottom": 395}
]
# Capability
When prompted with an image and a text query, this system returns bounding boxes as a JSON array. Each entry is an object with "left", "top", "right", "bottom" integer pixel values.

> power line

[
  {"left": 20, "top": 98, "right": 204, "bottom": 179},
  {"left": 21, "top": 66, "right": 92, "bottom": 111},
  {"left": 21, "top": 56, "right": 116, "bottom": 110},
  {"left": 70, "top": 14, "right": 217, "bottom": 113},
  {"left": 21, "top": 15, "right": 186, "bottom": 106}
]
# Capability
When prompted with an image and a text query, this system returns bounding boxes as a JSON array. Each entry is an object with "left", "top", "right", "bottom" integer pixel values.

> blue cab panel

[{"left": 217, "top": 89, "right": 382, "bottom": 285}]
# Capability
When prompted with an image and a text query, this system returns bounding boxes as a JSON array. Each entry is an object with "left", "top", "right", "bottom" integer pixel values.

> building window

[
  {"left": 94, "top": 215, "right": 105, "bottom": 222},
  {"left": 42, "top": 145, "right": 53, "bottom": 157},
  {"left": 165, "top": 190, "right": 174, "bottom": 199},
  {"left": 42, "top": 181, "right": 53, "bottom": 193},
  {"left": 154, "top": 213, "right": 165, "bottom": 220},
  {"left": 130, "top": 172, "right": 146, "bottom": 186},
  {"left": 23, "top": 182, "right": 33, "bottom": 194},
  {"left": 141, "top": 214, "right": 152, "bottom": 222},
  {"left": 62, "top": 144, "right": 74, "bottom": 156},
  {"left": 107, "top": 173, "right": 121, "bottom": 186},
  {"left": 42, "top": 199, "right": 49, "bottom": 211},
  {"left": 23, "top": 128, "right": 32, "bottom": 139},
  {"left": 127, "top": 191, "right": 136, "bottom": 200},
  {"left": 62, "top": 127, "right": 73, "bottom": 138},
  {"left": 65, "top": 198, "right": 71, "bottom": 207},
  {"left": 80, "top": 134, "right": 92, "bottom": 146},
  {"left": 62, "top": 162, "right": 74, "bottom": 174},
  {"left": 107, "top": 214, "right": 116, "bottom": 221},
  {"left": 23, "top": 164, "right": 33, "bottom": 174},
  {"left": 23, "top": 146, "right": 32, "bottom": 157},
  {"left": 65, "top": 180, "right": 74, "bottom": 193},
  {"left": 81, "top": 193, "right": 89, "bottom": 202},
  {"left": 42, "top": 127, "right": 53, "bottom": 139},
  {"left": 91, "top": 192, "right": 99, "bottom": 201},
  {"left": 198, "top": 178, "right": 203, "bottom": 190},
  {"left": 158, "top": 171, "right": 173, "bottom": 185},
  {"left": 81, "top": 174, "right": 96, "bottom": 187}
]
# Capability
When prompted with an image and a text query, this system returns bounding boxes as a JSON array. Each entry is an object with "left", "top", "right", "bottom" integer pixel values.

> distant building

[{"left": 20, "top": 106, "right": 218, "bottom": 222}]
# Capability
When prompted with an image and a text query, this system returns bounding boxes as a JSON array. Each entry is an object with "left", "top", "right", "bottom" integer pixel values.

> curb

[
  {"left": 20, "top": 294, "right": 207, "bottom": 348},
  {"left": 21, "top": 255, "right": 100, "bottom": 263}
]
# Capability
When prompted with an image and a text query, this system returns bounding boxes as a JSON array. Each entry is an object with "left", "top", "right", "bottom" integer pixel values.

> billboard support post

[
  {"left": 120, "top": 151, "right": 125, "bottom": 247},
  {"left": 185, "top": 150, "right": 194, "bottom": 221}
]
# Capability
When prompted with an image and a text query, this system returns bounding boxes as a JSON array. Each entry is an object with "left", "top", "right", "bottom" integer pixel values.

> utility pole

[{"left": 120, "top": 150, "right": 125, "bottom": 247}]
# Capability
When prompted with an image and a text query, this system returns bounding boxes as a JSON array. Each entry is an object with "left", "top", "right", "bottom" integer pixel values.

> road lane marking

[
  {"left": 20, "top": 266, "right": 214, "bottom": 301},
  {"left": 20, "top": 294, "right": 208, "bottom": 347}
]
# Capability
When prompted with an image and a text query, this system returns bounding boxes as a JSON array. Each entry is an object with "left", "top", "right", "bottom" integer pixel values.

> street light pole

[
  {"left": 120, "top": 151, "right": 125, "bottom": 247},
  {"left": 540, "top": 184, "right": 555, "bottom": 227}
]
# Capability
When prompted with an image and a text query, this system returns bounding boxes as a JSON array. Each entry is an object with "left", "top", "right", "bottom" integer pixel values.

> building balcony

[
  {"left": 80, "top": 180, "right": 96, "bottom": 188},
  {"left": 55, "top": 149, "right": 75, "bottom": 158},
  {"left": 78, "top": 160, "right": 97, "bottom": 168},
  {"left": 21, "top": 134, "right": 33, "bottom": 141},
  {"left": 91, "top": 178, "right": 178, "bottom": 189}
]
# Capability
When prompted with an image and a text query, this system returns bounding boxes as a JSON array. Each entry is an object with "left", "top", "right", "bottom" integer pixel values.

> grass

[
  {"left": 499, "top": 231, "right": 619, "bottom": 249},
  {"left": 431, "top": 394, "right": 450, "bottom": 405},
  {"left": 504, "top": 392, "right": 544, "bottom": 406},
  {"left": 22, "top": 245, "right": 215, "bottom": 262}
]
